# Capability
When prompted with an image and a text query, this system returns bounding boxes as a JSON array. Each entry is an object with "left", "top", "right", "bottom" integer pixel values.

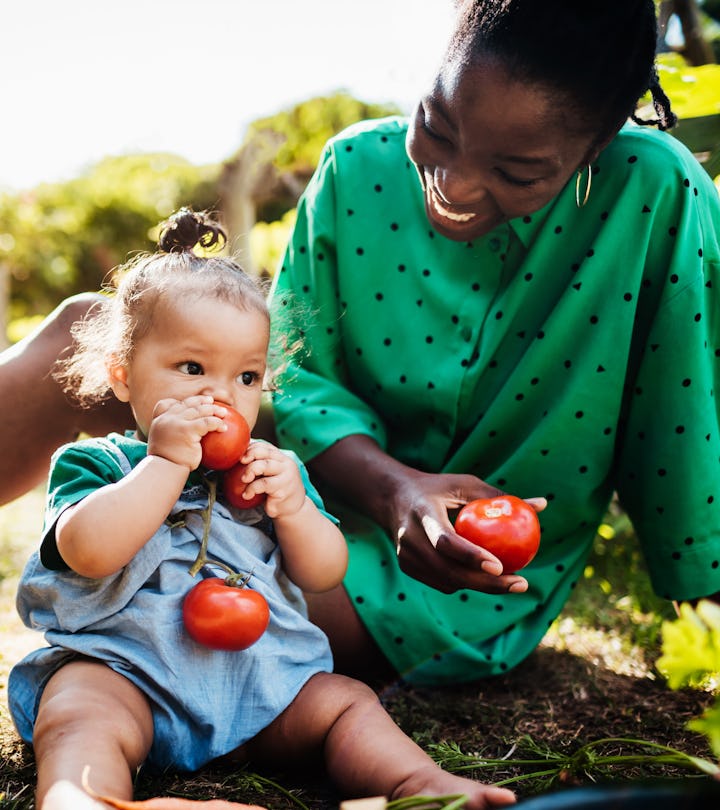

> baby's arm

[
  {"left": 56, "top": 396, "right": 224, "bottom": 578},
  {"left": 239, "top": 442, "right": 348, "bottom": 592}
]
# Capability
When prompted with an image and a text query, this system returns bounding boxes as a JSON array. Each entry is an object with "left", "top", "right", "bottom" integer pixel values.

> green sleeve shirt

[
  {"left": 269, "top": 116, "right": 720, "bottom": 685},
  {"left": 38, "top": 433, "right": 334, "bottom": 570}
]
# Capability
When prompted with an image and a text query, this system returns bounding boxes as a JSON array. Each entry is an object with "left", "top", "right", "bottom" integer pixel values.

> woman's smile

[{"left": 428, "top": 184, "right": 477, "bottom": 223}]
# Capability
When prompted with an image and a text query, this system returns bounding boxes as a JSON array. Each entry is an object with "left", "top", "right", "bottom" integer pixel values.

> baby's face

[{"left": 117, "top": 295, "right": 269, "bottom": 439}]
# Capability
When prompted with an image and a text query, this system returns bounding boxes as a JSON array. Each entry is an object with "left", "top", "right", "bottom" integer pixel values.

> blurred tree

[
  {"left": 0, "top": 154, "right": 219, "bottom": 332},
  {"left": 658, "top": 0, "right": 717, "bottom": 64},
  {"left": 704, "top": 0, "right": 720, "bottom": 21},
  {"left": 0, "top": 93, "right": 399, "bottom": 342},
  {"left": 219, "top": 92, "right": 400, "bottom": 274}
]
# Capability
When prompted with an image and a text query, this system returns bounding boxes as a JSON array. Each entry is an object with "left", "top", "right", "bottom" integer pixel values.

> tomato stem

[
  {"left": 186, "top": 474, "right": 254, "bottom": 585},
  {"left": 187, "top": 474, "right": 218, "bottom": 577},
  {"left": 224, "top": 570, "right": 253, "bottom": 588}
]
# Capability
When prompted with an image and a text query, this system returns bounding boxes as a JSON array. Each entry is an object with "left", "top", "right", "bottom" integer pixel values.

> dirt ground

[
  {"left": 1, "top": 490, "right": 718, "bottom": 808},
  {"left": 2, "top": 610, "right": 717, "bottom": 808}
]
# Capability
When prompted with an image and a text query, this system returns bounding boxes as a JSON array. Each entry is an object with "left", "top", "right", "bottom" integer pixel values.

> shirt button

[
  {"left": 460, "top": 326, "right": 473, "bottom": 342},
  {"left": 488, "top": 237, "right": 502, "bottom": 252}
]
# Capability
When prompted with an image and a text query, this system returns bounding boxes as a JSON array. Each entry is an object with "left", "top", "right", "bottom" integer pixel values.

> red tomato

[
  {"left": 454, "top": 495, "right": 541, "bottom": 573},
  {"left": 182, "top": 577, "right": 270, "bottom": 651},
  {"left": 223, "top": 462, "right": 266, "bottom": 509},
  {"left": 200, "top": 404, "right": 250, "bottom": 470}
]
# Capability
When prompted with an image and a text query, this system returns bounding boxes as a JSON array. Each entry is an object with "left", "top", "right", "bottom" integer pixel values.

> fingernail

[{"left": 481, "top": 560, "right": 503, "bottom": 576}]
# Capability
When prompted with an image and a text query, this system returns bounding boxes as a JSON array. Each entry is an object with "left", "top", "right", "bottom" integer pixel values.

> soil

[
  {"left": 2, "top": 610, "right": 716, "bottom": 808},
  {"left": 1, "top": 491, "right": 717, "bottom": 807}
]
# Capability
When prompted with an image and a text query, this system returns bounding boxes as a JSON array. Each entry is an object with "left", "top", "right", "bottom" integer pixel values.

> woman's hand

[
  {"left": 388, "top": 469, "right": 545, "bottom": 594},
  {"left": 310, "top": 434, "right": 545, "bottom": 595}
]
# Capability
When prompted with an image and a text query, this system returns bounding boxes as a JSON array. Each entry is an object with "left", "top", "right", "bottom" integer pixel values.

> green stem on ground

[
  {"left": 429, "top": 736, "right": 720, "bottom": 787},
  {"left": 246, "top": 774, "right": 313, "bottom": 810},
  {"left": 387, "top": 795, "right": 469, "bottom": 810}
]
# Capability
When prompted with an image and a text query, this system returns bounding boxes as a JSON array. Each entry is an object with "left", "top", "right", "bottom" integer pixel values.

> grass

[{"left": 0, "top": 491, "right": 717, "bottom": 809}]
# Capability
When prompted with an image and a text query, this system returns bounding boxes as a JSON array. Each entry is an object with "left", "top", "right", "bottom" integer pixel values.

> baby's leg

[
  {"left": 245, "top": 672, "right": 516, "bottom": 809},
  {"left": 32, "top": 659, "right": 154, "bottom": 809}
]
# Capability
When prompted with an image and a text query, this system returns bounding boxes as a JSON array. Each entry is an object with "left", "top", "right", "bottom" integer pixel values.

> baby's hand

[
  {"left": 238, "top": 442, "right": 305, "bottom": 519},
  {"left": 147, "top": 396, "right": 225, "bottom": 470}
]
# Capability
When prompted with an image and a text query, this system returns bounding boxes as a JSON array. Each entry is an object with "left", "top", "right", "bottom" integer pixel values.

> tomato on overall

[
  {"left": 200, "top": 404, "right": 250, "bottom": 470},
  {"left": 454, "top": 495, "right": 541, "bottom": 573},
  {"left": 223, "top": 462, "right": 266, "bottom": 509},
  {"left": 182, "top": 577, "right": 270, "bottom": 651}
]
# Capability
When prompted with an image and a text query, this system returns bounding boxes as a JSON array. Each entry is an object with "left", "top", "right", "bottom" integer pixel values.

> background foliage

[
  {"left": 0, "top": 93, "right": 399, "bottom": 343},
  {"left": 2, "top": 66, "right": 717, "bottom": 344}
]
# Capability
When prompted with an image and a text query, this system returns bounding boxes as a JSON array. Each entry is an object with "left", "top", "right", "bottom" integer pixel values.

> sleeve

[
  {"left": 615, "top": 159, "right": 720, "bottom": 602},
  {"left": 40, "top": 441, "right": 126, "bottom": 570},
  {"left": 269, "top": 142, "right": 388, "bottom": 463},
  {"left": 292, "top": 450, "right": 340, "bottom": 526}
]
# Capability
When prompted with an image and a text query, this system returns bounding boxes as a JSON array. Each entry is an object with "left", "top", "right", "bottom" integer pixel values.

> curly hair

[{"left": 55, "top": 208, "right": 272, "bottom": 405}]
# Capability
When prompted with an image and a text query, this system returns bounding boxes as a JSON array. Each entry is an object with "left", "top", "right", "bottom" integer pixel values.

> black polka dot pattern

[{"left": 268, "top": 116, "right": 720, "bottom": 683}]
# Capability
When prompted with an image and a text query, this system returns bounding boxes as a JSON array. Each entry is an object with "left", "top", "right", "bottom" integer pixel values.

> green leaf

[
  {"left": 688, "top": 702, "right": 720, "bottom": 759},
  {"left": 657, "top": 602, "right": 720, "bottom": 688}
]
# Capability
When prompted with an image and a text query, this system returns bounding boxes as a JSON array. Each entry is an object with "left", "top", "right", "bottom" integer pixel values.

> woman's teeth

[{"left": 430, "top": 189, "right": 476, "bottom": 222}]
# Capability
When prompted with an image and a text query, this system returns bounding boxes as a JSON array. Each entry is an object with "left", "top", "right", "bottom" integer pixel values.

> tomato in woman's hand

[
  {"left": 200, "top": 404, "right": 251, "bottom": 470},
  {"left": 223, "top": 462, "right": 266, "bottom": 509},
  {"left": 454, "top": 495, "right": 541, "bottom": 573},
  {"left": 182, "top": 577, "right": 270, "bottom": 651}
]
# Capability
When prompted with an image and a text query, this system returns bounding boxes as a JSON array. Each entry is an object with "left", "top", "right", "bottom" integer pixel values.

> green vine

[
  {"left": 428, "top": 735, "right": 719, "bottom": 789},
  {"left": 167, "top": 472, "right": 251, "bottom": 586}
]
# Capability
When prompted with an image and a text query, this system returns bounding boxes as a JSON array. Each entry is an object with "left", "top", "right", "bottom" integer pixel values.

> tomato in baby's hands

[
  {"left": 223, "top": 462, "right": 266, "bottom": 509},
  {"left": 182, "top": 577, "right": 270, "bottom": 651},
  {"left": 454, "top": 495, "right": 541, "bottom": 573},
  {"left": 200, "top": 404, "right": 250, "bottom": 470}
]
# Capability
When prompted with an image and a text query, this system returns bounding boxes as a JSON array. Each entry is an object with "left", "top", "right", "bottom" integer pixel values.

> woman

[
  {"left": 267, "top": 0, "right": 720, "bottom": 684},
  {"left": 2, "top": 0, "right": 719, "bottom": 687}
]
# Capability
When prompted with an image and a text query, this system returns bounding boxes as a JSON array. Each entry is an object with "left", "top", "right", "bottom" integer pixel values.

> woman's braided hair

[{"left": 449, "top": 0, "right": 676, "bottom": 140}]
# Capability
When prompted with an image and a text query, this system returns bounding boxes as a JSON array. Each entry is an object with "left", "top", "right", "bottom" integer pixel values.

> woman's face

[{"left": 406, "top": 57, "right": 600, "bottom": 241}]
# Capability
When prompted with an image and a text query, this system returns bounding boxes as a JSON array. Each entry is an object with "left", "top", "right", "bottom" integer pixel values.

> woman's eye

[
  {"left": 239, "top": 371, "right": 258, "bottom": 386},
  {"left": 422, "top": 118, "right": 449, "bottom": 144},
  {"left": 178, "top": 361, "right": 203, "bottom": 375},
  {"left": 419, "top": 105, "right": 451, "bottom": 144},
  {"left": 497, "top": 169, "right": 541, "bottom": 188}
]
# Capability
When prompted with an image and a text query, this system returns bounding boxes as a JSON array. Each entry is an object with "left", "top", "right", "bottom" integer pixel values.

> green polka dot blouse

[{"left": 269, "top": 116, "right": 720, "bottom": 685}]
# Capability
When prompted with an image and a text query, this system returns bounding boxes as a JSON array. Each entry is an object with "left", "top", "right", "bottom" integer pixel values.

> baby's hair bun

[{"left": 158, "top": 207, "right": 227, "bottom": 254}]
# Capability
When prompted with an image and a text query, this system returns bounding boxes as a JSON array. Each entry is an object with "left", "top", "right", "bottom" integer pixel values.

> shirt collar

[{"left": 509, "top": 196, "right": 555, "bottom": 248}]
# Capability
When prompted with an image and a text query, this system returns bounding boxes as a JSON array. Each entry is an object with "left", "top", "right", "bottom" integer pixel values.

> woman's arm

[
  {"left": 0, "top": 294, "right": 133, "bottom": 506},
  {"left": 309, "top": 434, "right": 543, "bottom": 595}
]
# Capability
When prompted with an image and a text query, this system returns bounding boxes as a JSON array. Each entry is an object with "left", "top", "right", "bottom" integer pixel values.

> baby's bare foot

[
  {"left": 42, "top": 779, "right": 107, "bottom": 810},
  {"left": 392, "top": 765, "right": 516, "bottom": 810}
]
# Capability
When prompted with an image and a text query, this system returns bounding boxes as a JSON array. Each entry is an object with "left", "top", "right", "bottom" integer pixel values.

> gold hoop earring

[{"left": 575, "top": 164, "right": 592, "bottom": 208}]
